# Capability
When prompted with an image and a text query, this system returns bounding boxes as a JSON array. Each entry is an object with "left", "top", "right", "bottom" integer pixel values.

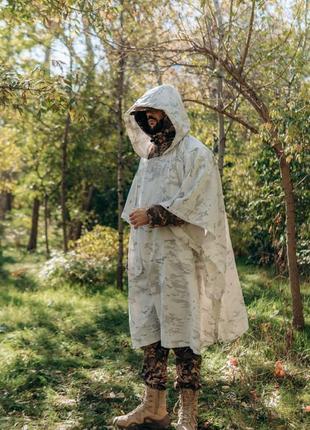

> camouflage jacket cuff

[{"left": 146, "top": 205, "right": 186, "bottom": 227}]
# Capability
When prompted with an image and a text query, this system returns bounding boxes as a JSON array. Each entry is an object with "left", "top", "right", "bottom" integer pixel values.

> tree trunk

[
  {"left": 116, "top": 1, "right": 126, "bottom": 291},
  {"left": 178, "top": 0, "right": 305, "bottom": 330},
  {"left": 61, "top": 111, "right": 70, "bottom": 253},
  {"left": 0, "top": 192, "right": 13, "bottom": 220},
  {"left": 273, "top": 140, "right": 304, "bottom": 329},
  {"left": 44, "top": 194, "right": 50, "bottom": 258},
  {"left": 27, "top": 197, "right": 40, "bottom": 252},
  {"left": 70, "top": 20, "right": 96, "bottom": 244},
  {"left": 0, "top": 193, "right": 7, "bottom": 220},
  {"left": 6, "top": 192, "right": 13, "bottom": 211},
  {"left": 216, "top": 72, "right": 226, "bottom": 176},
  {"left": 213, "top": 0, "right": 226, "bottom": 177},
  {"left": 83, "top": 15, "right": 95, "bottom": 82},
  {"left": 117, "top": 119, "right": 125, "bottom": 291},
  {"left": 69, "top": 184, "right": 94, "bottom": 241},
  {"left": 154, "top": 59, "right": 163, "bottom": 85},
  {"left": 61, "top": 32, "right": 73, "bottom": 254}
]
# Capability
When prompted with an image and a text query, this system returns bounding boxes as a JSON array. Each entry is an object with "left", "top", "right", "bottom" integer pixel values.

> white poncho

[{"left": 121, "top": 84, "right": 249, "bottom": 355}]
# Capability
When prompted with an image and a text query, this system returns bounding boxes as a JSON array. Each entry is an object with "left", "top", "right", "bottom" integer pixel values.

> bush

[
  {"left": 39, "top": 225, "right": 129, "bottom": 287},
  {"left": 297, "top": 239, "right": 310, "bottom": 277}
]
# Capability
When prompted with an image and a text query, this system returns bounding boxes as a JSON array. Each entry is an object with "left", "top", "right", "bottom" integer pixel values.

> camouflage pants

[{"left": 140, "top": 341, "right": 202, "bottom": 391}]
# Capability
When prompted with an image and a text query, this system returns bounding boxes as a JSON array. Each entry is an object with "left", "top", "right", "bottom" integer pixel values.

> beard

[
  {"left": 148, "top": 116, "right": 166, "bottom": 135},
  {"left": 132, "top": 110, "right": 175, "bottom": 140}
]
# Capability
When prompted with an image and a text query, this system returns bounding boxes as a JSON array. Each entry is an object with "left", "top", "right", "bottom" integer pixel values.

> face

[{"left": 145, "top": 108, "right": 165, "bottom": 129}]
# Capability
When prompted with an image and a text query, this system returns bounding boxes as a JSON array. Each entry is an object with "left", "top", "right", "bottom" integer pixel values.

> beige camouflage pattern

[{"left": 121, "top": 84, "right": 249, "bottom": 355}]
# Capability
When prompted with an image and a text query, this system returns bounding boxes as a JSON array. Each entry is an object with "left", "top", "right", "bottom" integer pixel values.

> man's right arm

[{"left": 146, "top": 205, "right": 186, "bottom": 227}]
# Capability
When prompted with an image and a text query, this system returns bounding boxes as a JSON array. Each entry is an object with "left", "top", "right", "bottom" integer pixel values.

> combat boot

[
  {"left": 113, "top": 385, "right": 170, "bottom": 429},
  {"left": 173, "top": 388, "right": 199, "bottom": 430}
]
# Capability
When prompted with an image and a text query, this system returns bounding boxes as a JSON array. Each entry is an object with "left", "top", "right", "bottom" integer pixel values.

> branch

[
  {"left": 112, "top": 36, "right": 270, "bottom": 121},
  {"left": 183, "top": 98, "right": 258, "bottom": 133},
  {"left": 239, "top": 0, "right": 256, "bottom": 74}
]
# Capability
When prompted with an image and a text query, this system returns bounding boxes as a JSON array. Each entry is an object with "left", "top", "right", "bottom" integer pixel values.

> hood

[{"left": 124, "top": 84, "right": 191, "bottom": 158}]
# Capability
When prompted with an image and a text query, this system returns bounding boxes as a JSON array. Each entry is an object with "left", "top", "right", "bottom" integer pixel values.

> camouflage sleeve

[{"left": 146, "top": 205, "right": 186, "bottom": 227}]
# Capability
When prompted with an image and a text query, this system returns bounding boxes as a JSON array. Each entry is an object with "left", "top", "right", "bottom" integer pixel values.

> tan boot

[
  {"left": 113, "top": 385, "right": 170, "bottom": 429},
  {"left": 174, "top": 389, "right": 199, "bottom": 430}
]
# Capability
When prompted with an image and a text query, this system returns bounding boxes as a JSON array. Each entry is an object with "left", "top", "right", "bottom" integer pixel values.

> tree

[
  {"left": 123, "top": 0, "right": 308, "bottom": 327},
  {"left": 173, "top": 0, "right": 308, "bottom": 328}
]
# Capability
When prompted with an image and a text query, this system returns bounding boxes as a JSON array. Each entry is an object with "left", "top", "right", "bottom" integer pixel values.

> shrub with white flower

[{"left": 38, "top": 249, "right": 73, "bottom": 281}]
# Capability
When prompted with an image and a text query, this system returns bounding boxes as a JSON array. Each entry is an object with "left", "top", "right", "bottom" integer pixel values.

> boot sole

[{"left": 113, "top": 414, "right": 171, "bottom": 429}]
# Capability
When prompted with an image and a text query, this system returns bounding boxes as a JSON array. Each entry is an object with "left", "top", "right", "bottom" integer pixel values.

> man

[{"left": 113, "top": 84, "right": 249, "bottom": 430}]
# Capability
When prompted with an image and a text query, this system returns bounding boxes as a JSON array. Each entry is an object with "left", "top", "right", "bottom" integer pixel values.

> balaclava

[{"left": 132, "top": 110, "right": 176, "bottom": 158}]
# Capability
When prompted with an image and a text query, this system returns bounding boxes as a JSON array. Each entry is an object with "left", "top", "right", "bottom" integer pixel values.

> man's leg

[
  {"left": 113, "top": 341, "right": 170, "bottom": 429},
  {"left": 141, "top": 340, "right": 170, "bottom": 390},
  {"left": 172, "top": 346, "right": 202, "bottom": 430},
  {"left": 173, "top": 346, "right": 202, "bottom": 391}
]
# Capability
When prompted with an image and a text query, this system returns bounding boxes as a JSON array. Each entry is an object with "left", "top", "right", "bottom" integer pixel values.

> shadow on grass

[
  {"left": 0, "top": 258, "right": 309, "bottom": 429},
  {"left": 0, "top": 273, "right": 41, "bottom": 312},
  {"left": 241, "top": 275, "right": 286, "bottom": 306},
  {"left": 198, "top": 382, "right": 287, "bottom": 430},
  {"left": 0, "top": 250, "right": 15, "bottom": 280},
  {"left": 0, "top": 276, "right": 143, "bottom": 427}
]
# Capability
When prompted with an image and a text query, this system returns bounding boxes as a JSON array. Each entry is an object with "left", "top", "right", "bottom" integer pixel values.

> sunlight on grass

[{"left": 0, "top": 253, "right": 309, "bottom": 429}]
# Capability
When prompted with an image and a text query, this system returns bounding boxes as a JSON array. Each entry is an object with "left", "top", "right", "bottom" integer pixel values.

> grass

[{"left": 0, "top": 246, "right": 309, "bottom": 430}]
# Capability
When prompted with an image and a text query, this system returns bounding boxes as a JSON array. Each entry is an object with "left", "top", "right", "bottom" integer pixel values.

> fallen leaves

[
  {"left": 274, "top": 360, "right": 286, "bottom": 378},
  {"left": 221, "top": 356, "right": 242, "bottom": 382},
  {"left": 228, "top": 357, "right": 238, "bottom": 367},
  {"left": 11, "top": 267, "right": 28, "bottom": 278},
  {"left": 249, "top": 389, "right": 260, "bottom": 402},
  {"left": 102, "top": 391, "right": 125, "bottom": 400},
  {"left": 55, "top": 397, "right": 77, "bottom": 406},
  {"left": 264, "top": 388, "right": 280, "bottom": 408}
]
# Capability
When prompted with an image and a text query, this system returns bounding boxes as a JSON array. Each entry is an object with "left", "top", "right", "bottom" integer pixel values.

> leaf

[
  {"left": 102, "top": 391, "right": 125, "bottom": 400},
  {"left": 286, "top": 155, "right": 293, "bottom": 164},
  {"left": 249, "top": 389, "right": 259, "bottom": 401},
  {"left": 274, "top": 360, "right": 286, "bottom": 378},
  {"left": 228, "top": 357, "right": 238, "bottom": 367}
]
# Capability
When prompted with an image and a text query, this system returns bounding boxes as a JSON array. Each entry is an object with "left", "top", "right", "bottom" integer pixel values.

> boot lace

[{"left": 175, "top": 390, "right": 198, "bottom": 425}]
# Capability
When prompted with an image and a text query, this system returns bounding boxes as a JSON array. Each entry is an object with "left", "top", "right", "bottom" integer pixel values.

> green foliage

[
  {"left": 0, "top": 0, "right": 308, "bottom": 277},
  {"left": 225, "top": 94, "right": 309, "bottom": 275},
  {"left": 39, "top": 225, "right": 129, "bottom": 287},
  {"left": 249, "top": 144, "right": 286, "bottom": 267},
  {"left": 227, "top": 139, "right": 309, "bottom": 275},
  {"left": 250, "top": 97, "right": 309, "bottom": 274},
  {"left": 71, "top": 224, "right": 129, "bottom": 263}
]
